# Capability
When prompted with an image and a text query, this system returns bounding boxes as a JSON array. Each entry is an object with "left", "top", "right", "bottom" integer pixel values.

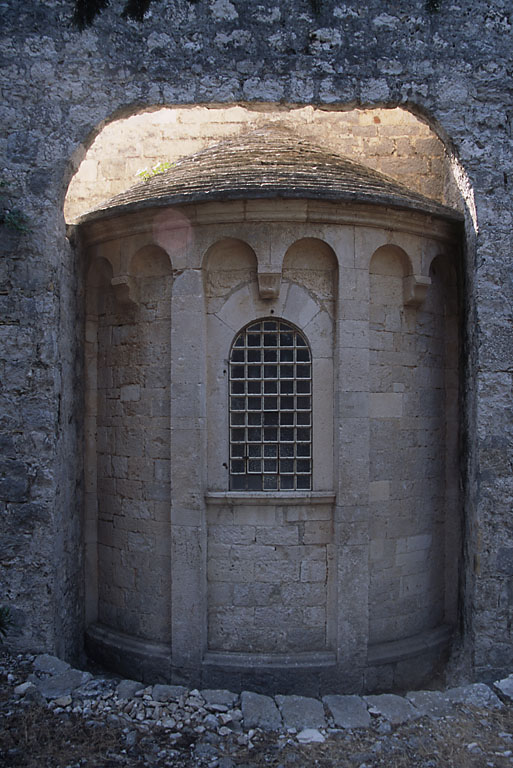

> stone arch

[
  {"left": 204, "top": 237, "right": 258, "bottom": 298},
  {"left": 369, "top": 244, "right": 412, "bottom": 278},
  {"left": 130, "top": 244, "right": 173, "bottom": 278},
  {"left": 67, "top": 101, "right": 468, "bottom": 689},
  {"left": 283, "top": 237, "right": 338, "bottom": 301}
]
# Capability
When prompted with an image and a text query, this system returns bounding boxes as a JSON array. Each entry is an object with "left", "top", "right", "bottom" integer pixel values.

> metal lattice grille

[{"left": 229, "top": 319, "right": 312, "bottom": 491}]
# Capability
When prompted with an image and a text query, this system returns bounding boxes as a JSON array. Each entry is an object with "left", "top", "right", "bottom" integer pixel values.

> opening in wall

[{"left": 229, "top": 318, "right": 312, "bottom": 491}]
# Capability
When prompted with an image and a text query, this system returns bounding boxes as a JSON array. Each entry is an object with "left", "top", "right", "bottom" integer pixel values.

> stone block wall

[
  {"left": 1, "top": 0, "right": 512, "bottom": 687},
  {"left": 368, "top": 244, "right": 459, "bottom": 644},
  {"left": 85, "top": 247, "right": 173, "bottom": 643},
  {"left": 206, "top": 500, "right": 333, "bottom": 653}
]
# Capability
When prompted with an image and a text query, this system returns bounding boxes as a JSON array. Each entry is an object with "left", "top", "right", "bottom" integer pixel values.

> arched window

[{"left": 229, "top": 318, "right": 312, "bottom": 491}]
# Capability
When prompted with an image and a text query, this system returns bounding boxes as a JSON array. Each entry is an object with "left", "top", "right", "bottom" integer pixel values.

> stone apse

[
  {"left": 78, "top": 126, "right": 462, "bottom": 693},
  {"left": 2, "top": 1, "right": 512, "bottom": 696}
]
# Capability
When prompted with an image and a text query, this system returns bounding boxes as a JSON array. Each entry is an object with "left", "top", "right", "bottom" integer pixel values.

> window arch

[{"left": 229, "top": 318, "right": 312, "bottom": 491}]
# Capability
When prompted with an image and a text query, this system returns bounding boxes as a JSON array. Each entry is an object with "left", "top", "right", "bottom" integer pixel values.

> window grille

[{"left": 229, "top": 318, "right": 312, "bottom": 491}]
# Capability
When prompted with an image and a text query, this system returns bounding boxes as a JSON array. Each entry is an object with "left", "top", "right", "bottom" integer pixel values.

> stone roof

[{"left": 79, "top": 126, "right": 462, "bottom": 224}]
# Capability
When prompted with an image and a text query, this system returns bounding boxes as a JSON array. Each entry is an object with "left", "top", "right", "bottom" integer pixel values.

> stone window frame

[{"left": 228, "top": 317, "right": 313, "bottom": 491}]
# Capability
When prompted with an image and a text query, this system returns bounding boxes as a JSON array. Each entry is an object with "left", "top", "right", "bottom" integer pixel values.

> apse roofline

[{"left": 77, "top": 187, "right": 463, "bottom": 228}]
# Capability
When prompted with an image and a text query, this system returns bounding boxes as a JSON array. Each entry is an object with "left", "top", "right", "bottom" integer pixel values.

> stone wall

[
  {"left": 368, "top": 245, "right": 459, "bottom": 646},
  {"left": 0, "top": 0, "right": 512, "bottom": 685},
  {"left": 85, "top": 247, "right": 173, "bottom": 641},
  {"left": 207, "top": 500, "right": 333, "bottom": 653}
]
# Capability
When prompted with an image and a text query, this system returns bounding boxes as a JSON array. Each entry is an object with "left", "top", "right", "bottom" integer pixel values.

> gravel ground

[{"left": 2, "top": 650, "right": 513, "bottom": 768}]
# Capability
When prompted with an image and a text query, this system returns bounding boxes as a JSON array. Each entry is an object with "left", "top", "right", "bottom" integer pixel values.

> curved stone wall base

[
  {"left": 86, "top": 622, "right": 453, "bottom": 694},
  {"left": 201, "top": 651, "right": 339, "bottom": 697},
  {"left": 366, "top": 625, "right": 454, "bottom": 693},
  {"left": 85, "top": 624, "right": 172, "bottom": 684}
]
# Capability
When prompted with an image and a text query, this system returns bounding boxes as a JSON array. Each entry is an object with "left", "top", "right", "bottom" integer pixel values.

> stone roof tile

[{"left": 79, "top": 126, "right": 462, "bottom": 223}]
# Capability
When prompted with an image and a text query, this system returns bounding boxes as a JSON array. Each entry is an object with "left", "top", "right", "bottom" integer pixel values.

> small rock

[
  {"left": 36, "top": 669, "right": 92, "bottom": 700},
  {"left": 125, "top": 730, "right": 138, "bottom": 747},
  {"left": 14, "top": 682, "right": 36, "bottom": 696},
  {"left": 296, "top": 728, "right": 325, "bottom": 744},
  {"left": 201, "top": 689, "right": 238, "bottom": 709},
  {"left": 116, "top": 680, "right": 145, "bottom": 700},
  {"left": 406, "top": 690, "right": 454, "bottom": 719},
  {"left": 204, "top": 713, "right": 220, "bottom": 730},
  {"left": 494, "top": 675, "right": 513, "bottom": 703},
  {"left": 33, "top": 654, "right": 70, "bottom": 676},
  {"left": 152, "top": 683, "right": 187, "bottom": 701},
  {"left": 54, "top": 695, "right": 72, "bottom": 707}
]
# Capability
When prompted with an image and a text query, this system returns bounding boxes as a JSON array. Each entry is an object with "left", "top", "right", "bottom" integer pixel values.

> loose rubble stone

[
  {"left": 297, "top": 727, "right": 326, "bottom": 743},
  {"left": 364, "top": 694, "right": 419, "bottom": 725},
  {"left": 33, "top": 654, "right": 71, "bottom": 676},
  {"left": 275, "top": 694, "right": 327, "bottom": 729},
  {"left": 152, "top": 683, "right": 187, "bottom": 702},
  {"left": 406, "top": 690, "right": 455, "bottom": 718},
  {"left": 14, "top": 681, "right": 36, "bottom": 696},
  {"left": 35, "top": 669, "right": 92, "bottom": 700},
  {"left": 5, "top": 649, "right": 513, "bottom": 768},
  {"left": 201, "top": 689, "right": 238, "bottom": 708},
  {"left": 494, "top": 675, "right": 513, "bottom": 703},
  {"left": 445, "top": 683, "right": 503, "bottom": 709},
  {"left": 116, "top": 679, "right": 145, "bottom": 699},
  {"left": 241, "top": 691, "right": 282, "bottom": 731},
  {"left": 323, "top": 694, "right": 371, "bottom": 729},
  {"left": 54, "top": 694, "right": 72, "bottom": 707}
]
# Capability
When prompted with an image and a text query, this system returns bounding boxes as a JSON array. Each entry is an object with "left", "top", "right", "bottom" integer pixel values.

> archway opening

[{"left": 71, "top": 103, "right": 467, "bottom": 693}]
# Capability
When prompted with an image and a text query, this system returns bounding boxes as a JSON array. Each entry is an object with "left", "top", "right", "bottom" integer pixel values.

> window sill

[{"left": 205, "top": 491, "right": 335, "bottom": 505}]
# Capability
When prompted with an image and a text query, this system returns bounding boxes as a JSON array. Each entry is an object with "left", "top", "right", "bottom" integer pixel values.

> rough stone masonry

[{"left": 0, "top": 0, "right": 512, "bottom": 692}]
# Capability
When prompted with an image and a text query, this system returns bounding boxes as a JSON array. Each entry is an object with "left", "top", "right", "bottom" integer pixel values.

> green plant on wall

[
  {"left": 0, "top": 179, "right": 31, "bottom": 233},
  {"left": 136, "top": 161, "right": 173, "bottom": 181}
]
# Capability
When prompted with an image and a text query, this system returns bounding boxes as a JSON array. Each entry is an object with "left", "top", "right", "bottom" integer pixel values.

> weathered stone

[
  {"left": 406, "top": 690, "right": 455, "bottom": 718},
  {"left": 445, "top": 684, "right": 503, "bottom": 709},
  {"left": 14, "top": 681, "right": 36, "bottom": 696},
  {"left": 33, "top": 654, "right": 70, "bottom": 676},
  {"left": 240, "top": 691, "right": 282, "bottom": 731},
  {"left": 494, "top": 674, "right": 513, "bottom": 702},
  {"left": 364, "top": 694, "right": 419, "bottom": 725},
  {"left": 296, "top": 728, "right": 325, "bottom": 743},
  {"left": 54, "top": 694, "right": 72, "bottom": 707},
  {"left": 116, "top": 680, "right": 145, "bottom": 700},
  {"left": 36, "top": 669, "right": 92, "bottom": 699},
  {"left": 275, "top": 695, "right": 326, "bottom": 729},
  {"left": 151, "top": 684, "right": 187, "bottom": 702},
  {"left": 1, "top": 0, "right": 513, "bottom": 699},
  {"left": 201, "top": 689, "right": 238, "bottom": 708},
  {"left": 323, "top": 695, "right": 371, "bottom": 729}
]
